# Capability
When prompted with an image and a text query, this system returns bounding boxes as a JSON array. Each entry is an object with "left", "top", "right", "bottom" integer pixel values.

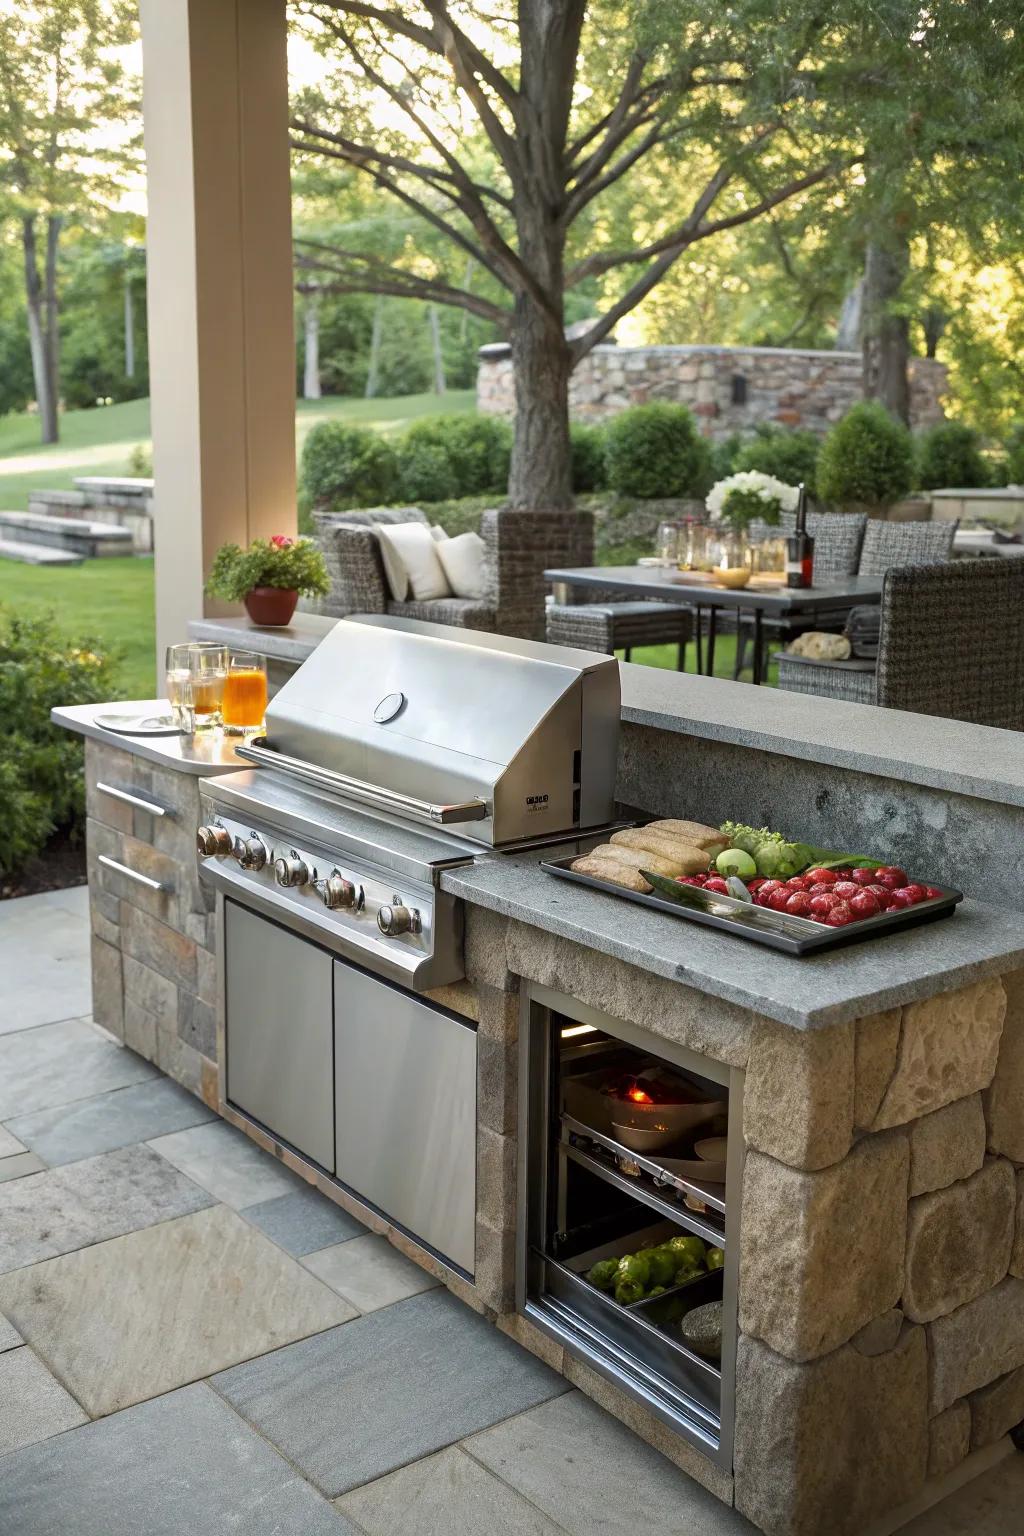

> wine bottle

[{"left": 786, "top": 482, "right": 815, "bottom": 589}]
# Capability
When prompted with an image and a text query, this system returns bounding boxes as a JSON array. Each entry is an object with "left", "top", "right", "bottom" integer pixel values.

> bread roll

[
  {"left": 588, "top": 843, "right": 687, "bottom": 878},
  {"left": 647, "top": 819, "right": 729, "bottom": 852},
  {"left": 571, "top": 856, "right": 652, "bottom": 893},
  {"left": 609, "top": 827, "right": 711, "bottom": 874}
]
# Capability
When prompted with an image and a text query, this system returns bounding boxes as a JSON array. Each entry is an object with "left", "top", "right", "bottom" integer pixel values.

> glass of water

[
  {"left": 165, "top": 643, "right": 195, "bottom": 733},
  {"left": 188, "top": 643, "right": 228, "bottom": 730}
]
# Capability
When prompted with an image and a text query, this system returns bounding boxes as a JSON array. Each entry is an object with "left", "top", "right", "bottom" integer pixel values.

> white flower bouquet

[{"left": 705, "top": 470, "right": 800, "bottom": 530}]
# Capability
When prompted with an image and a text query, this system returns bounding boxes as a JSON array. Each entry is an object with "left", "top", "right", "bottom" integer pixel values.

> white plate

[{"left": 95, "top": 711, "right": 181, "bottom": 736}]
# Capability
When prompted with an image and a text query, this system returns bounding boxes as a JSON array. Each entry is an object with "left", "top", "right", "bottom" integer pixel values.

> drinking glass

[
  {"left": 165, "top": 644, "right": 195, "bottom": 732},
  {"left": 655, "top": 521, "right": 680, "bottom": 567},
  {"left": 221, "top": 652, "right": 268, "bottom": 734},
  {"left": 189, "top": 643, "right": 228, "bottom": 730}
]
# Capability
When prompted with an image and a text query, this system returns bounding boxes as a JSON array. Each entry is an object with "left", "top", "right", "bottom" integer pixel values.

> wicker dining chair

[
  {"left": 857, "top": 517, "right": 958, "bottom": 574},
  {"left": 776, "top": 559, "right": 1024, "bottom": 728}
]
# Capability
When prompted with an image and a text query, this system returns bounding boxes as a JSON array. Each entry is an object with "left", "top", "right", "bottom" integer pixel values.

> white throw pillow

[
  {"left": 430, "top": 524, "right": 449, "bottom": 542},
  {"left": 436, "top": 530, "right": 486, "bottom": 600},
  {"left": 376, "top": 521, "right": 452, "bottom": 602}
]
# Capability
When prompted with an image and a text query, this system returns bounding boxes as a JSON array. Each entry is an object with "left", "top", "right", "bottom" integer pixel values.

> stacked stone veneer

[
  {"left": 477, "top": 343, "right": 947, "bottom": 440},
  {"left": 735, "top": 973, "right": 1024, "bottom": 1536}
]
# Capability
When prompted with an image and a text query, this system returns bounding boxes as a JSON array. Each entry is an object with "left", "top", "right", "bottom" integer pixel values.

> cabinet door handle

[
  {"left": 98, "top": 854, "right": 171, "bottom": 893},
  {"left": 96, "top": 781, "right": 174, "bottom": 818}
]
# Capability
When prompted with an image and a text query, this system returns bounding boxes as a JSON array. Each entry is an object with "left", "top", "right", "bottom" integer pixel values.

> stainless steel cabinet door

[
  {"left": 334, "top": 962, "right": 476, "bottom": 1274},
  {"left": 224, "top": 901, "right": 335, "bottom": 1171}
]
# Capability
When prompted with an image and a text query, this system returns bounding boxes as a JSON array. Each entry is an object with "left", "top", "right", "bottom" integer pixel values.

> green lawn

[{"left": 0, "top": 391, "right": 476, "bottom": 511}]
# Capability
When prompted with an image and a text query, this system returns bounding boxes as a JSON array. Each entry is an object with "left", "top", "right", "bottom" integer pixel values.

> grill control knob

[
  {"left": 196, "top": 824, "right": 232, "bottom": 858},
  {"left": 236, "top": 835, "right": 268, "bottom": 871},
  {"left": 274, "top": 853, "right": 311, "bottom": 888},
  {"left": 319, "top": 873, "right": 357, "bottom": 911},
  {"left": 377, "top": 903, "right": 421, "bottom": 937}
]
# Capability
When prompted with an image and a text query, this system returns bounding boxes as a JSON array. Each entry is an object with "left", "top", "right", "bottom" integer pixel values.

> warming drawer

[
  {"left": 334, "top": 963, "right": 477, "bottom": 1275},
  {"left": 223, "top": 900, "right": 335, "bottom": 1171}
]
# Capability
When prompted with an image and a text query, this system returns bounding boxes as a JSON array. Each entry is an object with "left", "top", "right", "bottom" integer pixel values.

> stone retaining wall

[
  {"left": 734, "top": 972, "right": 1024, "bottom": 1536},
  {"left": 477, "top": 343, "right": 948, "bottom": 440}
]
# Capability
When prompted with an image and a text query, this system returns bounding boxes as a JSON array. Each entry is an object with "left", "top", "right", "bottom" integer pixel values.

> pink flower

[{"left": 270, "top": 534, "right": 294, "bottom": 548}]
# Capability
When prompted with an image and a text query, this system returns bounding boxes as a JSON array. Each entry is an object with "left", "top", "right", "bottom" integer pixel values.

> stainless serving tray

[{"left": 541, "top": 856, "right": 963, "bottom": 956}]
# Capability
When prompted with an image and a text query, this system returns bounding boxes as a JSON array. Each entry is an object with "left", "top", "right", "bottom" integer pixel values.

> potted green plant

[{"left": 204, "top": 535, "right": 330, "bottom": 626}]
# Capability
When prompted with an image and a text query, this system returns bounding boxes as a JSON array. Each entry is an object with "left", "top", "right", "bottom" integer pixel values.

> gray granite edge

[
  {"left": 188, "top": 615, "right": 336, "bottom": 664},
  {"left": 442, "top": 863, "right": 1024, "bottom": 1030},
  {"left": 51, "top": 703, "right": 249, "bottom": 778}
]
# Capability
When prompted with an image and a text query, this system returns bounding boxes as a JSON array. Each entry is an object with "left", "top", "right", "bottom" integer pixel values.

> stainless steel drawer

[
  {"left": 224, "top": 901, "right": 335, "bottom": 1172},
  {"left": 334, "top": 962, "right": 476, "bottom": 1274}
]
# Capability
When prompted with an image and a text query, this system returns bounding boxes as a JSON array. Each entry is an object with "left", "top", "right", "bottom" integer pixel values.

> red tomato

[
  {"left": 804, "top": 868, "right": 838, "bottom": 886},
  {"left": 785, "top": 891, "right": 813, "bottom": 917},
  {"left": 825, "top": 902, "right": 855, "bottom": 927},
  {"left": 864, "top": 884, "right": 892, "bottom": 908},
  {"left": 849, "top": 890, "right": 881, "bottom": 919},
  {"left": 832, "top": 881, "right": 860, "bottom": 900},
  {"left": 757, "top": 880, "right": 785, "bottom": 897},
  {"left": 888, "top": 887, "right": 918, "bottom": 908},
  {"left": 899, "top": 884, "right": 929, "bottom": 903},
  {"left": 747, "top": 878, "right": 767, "bottom": 892},
  {"left": 851, "top": 867, "right": 878, "bottom": 886},
  {"left": 830, "top": 868, "right": 853, "bottom": 879},
  {"left": 809, "top": 891, "right": 838, "bottom": 916},
  {"left": 767, "top": 889, "right": 792, "bottom": 912},
  {"left": 704, "top": 876, "right": 730, "bottom": 894},
  {"left": 875, "top": 866, "right": 909, "bottom": 890},
  {"left": 785, "top": 877, "right": 808, "bottom": 891},
  {"left": 924, "top": 885, "right": 944, "bottom": 900},
  {"left": 808, "top": 881, "right": 837, "bottom": 896}
]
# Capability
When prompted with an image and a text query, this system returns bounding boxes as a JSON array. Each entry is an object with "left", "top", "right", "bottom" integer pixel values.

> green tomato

[
  {"left": 617, "top": 1253, "right": 651, "bottom": 1287},
  {"left": 614, "top": 1278, "right": 645, "bottom": 1306},
  {"left": 716, "top": 848, "right": 757, "bottom": 880},
  {"left": 586, "top": 1259, "right": 619, "bottom": 1292},
  {"left": 706, "top": 1246, "right": 725, "bottom": 1271},
  {"left": 665, "top": 1234, "right": 706, "bottom": 1269}
]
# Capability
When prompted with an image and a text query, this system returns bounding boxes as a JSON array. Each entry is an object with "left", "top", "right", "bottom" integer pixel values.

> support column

[{"left": 139, "top": 0, "right": 296, "bottom": 669}]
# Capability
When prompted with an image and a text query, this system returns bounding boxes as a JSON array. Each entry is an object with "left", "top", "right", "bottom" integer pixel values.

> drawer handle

[
  {"left": 96, "top": 781, "right": 174, "bottom": 818},
  {"left": 98, "top": 854, "right": 171, "bottom": 893}
]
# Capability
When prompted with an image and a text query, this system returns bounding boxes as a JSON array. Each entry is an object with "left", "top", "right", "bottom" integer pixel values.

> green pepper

[
  {"left": 617, "top": 1253, "right": 651, "bottom": 1287},
  {"left": 586, "top": 1258, "right": 619, "bottom": 1292},
  {"left": 665, "top": 1234, "right": 706, "bottom": 1269},
  {"left": 614, "top": 1278, "right": 645, "bottom": 1305},
  {"left": 706, "top": 1246, "right": 725, "bottom": 1271},
  {"left": 646, "top": 1249, "right": 677, "bottom": 1287}
]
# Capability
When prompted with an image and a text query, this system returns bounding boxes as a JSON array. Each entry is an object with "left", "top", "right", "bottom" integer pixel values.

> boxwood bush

[
  {"left": 0, "top": 611, "right": 115, "bottom": 876},
  {"left": 301, "top": 421, "right": 399, "bottom": 510},
  {"left": 604, "top": 402, "right": 712, "bottom": 500},
  {"left": 916, "top": 421, "right": 990, "bottom": 490},
  {"left": 816, "top": 402, "right": 914, "bottom": 507},
  {"left": 570, "top": 421, "right": 607, "bottom": 492},
  {"left": 734, "top": 425, "right": 821, "bottom": 496},
  {"left": 398, "top": 415, "right": 512, "bottom": 501}
]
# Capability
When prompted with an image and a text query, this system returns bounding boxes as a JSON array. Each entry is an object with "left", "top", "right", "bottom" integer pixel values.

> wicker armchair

[
  {"left": 311, "top": 505, "right": 593, "bottom": 641},
  {"left": 857, "top": 517, "right": 958, "bottom": 574},
  {"left": 777, "top": 559, "right": 1024, "bottom": 728}
]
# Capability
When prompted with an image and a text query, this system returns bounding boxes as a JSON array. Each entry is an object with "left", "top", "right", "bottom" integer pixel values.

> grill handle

[{"left": 233, "top": 739, "right": 489, "bottom": 827}]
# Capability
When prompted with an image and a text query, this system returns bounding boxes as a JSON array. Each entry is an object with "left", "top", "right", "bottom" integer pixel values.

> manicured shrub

[
  {"left": 570, "top": 421, "right": 607, "bottom": 492},
  {"left": 1004, "top": 423, "right": 1024, "bottom": 485},
  {"left": 816, "top": 401, "right": 914, "bottom": 507},
  {"left": 604, "top": 402, "right": 713, "bottom": 500},
  {"left": 300, "top": 421, "right": 399, "bottom": 510},
  {"left": 0, "top": 611, "right": 115, "bottom": 876},
  {"left": 710, "top": 432, "right": 745, "bottom": 482},
  {"left": 916, "top": 421, "right": 990, "bottom": 491},
  {"left": 398, "top": 415, "right": 512, "bottom": 499},
  {"left": 395, "top": 437, "right": 459, "bottom": 503},
  {"left": 734, "top": 425, "right": 820, "bottom": 497}
]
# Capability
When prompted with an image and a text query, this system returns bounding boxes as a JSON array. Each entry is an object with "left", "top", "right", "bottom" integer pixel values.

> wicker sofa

[
  {"left": 776, "top": 559, "right": 1024, "bottom": 728},
  {"left": 311, "top": 505, "right": 593, "bottom": 642}
]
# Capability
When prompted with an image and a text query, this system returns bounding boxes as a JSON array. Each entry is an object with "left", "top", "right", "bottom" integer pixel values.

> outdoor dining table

[{"left": 544, "top": 564, "right": 884, "bottom": 684}]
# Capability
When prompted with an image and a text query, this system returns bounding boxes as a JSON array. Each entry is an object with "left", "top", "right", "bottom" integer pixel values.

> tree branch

[{"left": 295, "top": 255, "right": 511, "bottom": 330}]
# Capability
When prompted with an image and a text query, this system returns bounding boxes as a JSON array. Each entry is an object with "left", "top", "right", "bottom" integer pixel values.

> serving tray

[{"left": 541, "top": 855, "right": 963, "bottom": 956}]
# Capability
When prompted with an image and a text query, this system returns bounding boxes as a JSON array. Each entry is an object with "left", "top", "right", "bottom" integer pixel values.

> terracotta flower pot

[{"left": 244, "top": 586, "right": 298, "bottom": 626}]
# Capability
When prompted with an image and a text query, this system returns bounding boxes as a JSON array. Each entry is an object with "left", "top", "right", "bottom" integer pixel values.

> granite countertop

[
  {"left": 188, "top": 614, "right": 337, "bottom": 663},
  {"left": 52, "top": 702, "right": 250, "bottom": 777},
  {"left": 442, "top": 853, "right": 1024, "bottom": 1030}
]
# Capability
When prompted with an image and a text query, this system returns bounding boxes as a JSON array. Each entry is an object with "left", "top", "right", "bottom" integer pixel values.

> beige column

[{"left": 139, "top": 0, "right": 296, "bottom": 669}]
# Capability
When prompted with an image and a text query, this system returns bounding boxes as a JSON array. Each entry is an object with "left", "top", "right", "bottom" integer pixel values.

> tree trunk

[
  {"left": 834, "top": 278, "right": 863, "bottom": 351},
  {"left": 124, "top": 271, "right": 136, "bottom": 378},
  {"left": 303, "top": 294, "right": 321, "bottom": 399},
  {"left": 862, "top": 238, "right": 910, "bottom": 424},
  {"left": 428, "top": 305, "right": 446, "bottom": 394},
  {"left": 922, "top": 307, "right": 946, "bottom": 360},
  {"left": 507, "top": 296, "right": 573, "bottom": 511},
  {"left": 364, "top": 296, "right": 383, "bottom": 398},
  {"left": 22, "top": 215, "right": 59, "bottom": 443}
]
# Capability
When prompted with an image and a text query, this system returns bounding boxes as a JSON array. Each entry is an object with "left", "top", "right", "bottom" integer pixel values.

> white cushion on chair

[
  {"left": 436, "top": 531, "right": 486, "bottom": 599},
  {"left": 376, "top": 522, "right": 452, "bottom": 602}
]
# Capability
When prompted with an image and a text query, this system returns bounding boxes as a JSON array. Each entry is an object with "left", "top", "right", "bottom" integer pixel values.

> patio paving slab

[
  {"left": 0, "top": 887, "right": 91, "bottom": 1033},
  {"left": 8, "top": 1078, "right": 216, "bottom": 1166},
  {"left": 0, "top": 1204, "right": 355, "bottom": 1418},
  {"left": 148, "top": 1119, "right": 305, "bottom": 1208},
  {"left": 0, "top": 1317, "right": 22, "bottom": 1353},
  {"left": 899, "top": 1454, "right": 1024, "bottom": 1535},
  {"left": 0, "top": 1382, "right": 357, "bottom": 1535},
  {"left": 0, "top": 1125, "right": 26, "bottom": 1158},
  {"left": 465, "top": 1391, "right": 757, "bottom": 1536},
  {"left": 0, "top": 1143, "right": 213, "bottom": 1274},
  {"left": 241, "top": 1186, "right": 367, "bottom": 1255},
  {"left": 0, "top": 1150, "right": 46, "bottom": 1183},
  {"left": 0, "top": 1017, "right": 157, "bottom": 1119},
  {"left": 0, "top": 1347, "right": 88, "bottom": 1454},
  {"left": 212, "top": 1286, "right": 569, "bottom": 1497},
  {"left": 336, "top": 1445, "right": 566, "bottom": 1536},
  {"left": 304, "top": 1233, "right": 439, "bottom": 1313}
]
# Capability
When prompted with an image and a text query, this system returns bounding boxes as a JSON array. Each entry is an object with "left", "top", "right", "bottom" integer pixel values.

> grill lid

[{"left": 252, "top": 615, "right": 620, "bottom": 845}]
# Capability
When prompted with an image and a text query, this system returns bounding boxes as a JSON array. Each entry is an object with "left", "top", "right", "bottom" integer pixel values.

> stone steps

[
  {"left": 0, "top": 536, "right": 83, "bottom": 566},
  {"left": 0, "top": 510, "right": 132, "bottom": 558}
]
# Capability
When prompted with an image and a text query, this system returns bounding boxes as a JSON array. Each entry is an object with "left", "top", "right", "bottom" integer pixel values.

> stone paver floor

[{"left": 0, "top": 886, "right": 1021, "bottom": 1534}]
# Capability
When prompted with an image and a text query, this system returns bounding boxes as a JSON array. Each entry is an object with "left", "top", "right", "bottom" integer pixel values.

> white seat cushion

[
  {"left": 436, "top": 531, "right": 486, "bottom": 600},
  {"left": 375, "top": 522, "right": 452, "bottom": 602}
]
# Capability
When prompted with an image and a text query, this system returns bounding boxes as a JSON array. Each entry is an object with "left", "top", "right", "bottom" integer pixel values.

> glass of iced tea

[
  {"left": 189, "top": 643, "right": 228, "bottom": 730},
  {"left": 221, "top": 651, "right": 268, "bottom": 734},
  {"left": 165, "top": 643, "right": 195, "bottom": 732}
]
